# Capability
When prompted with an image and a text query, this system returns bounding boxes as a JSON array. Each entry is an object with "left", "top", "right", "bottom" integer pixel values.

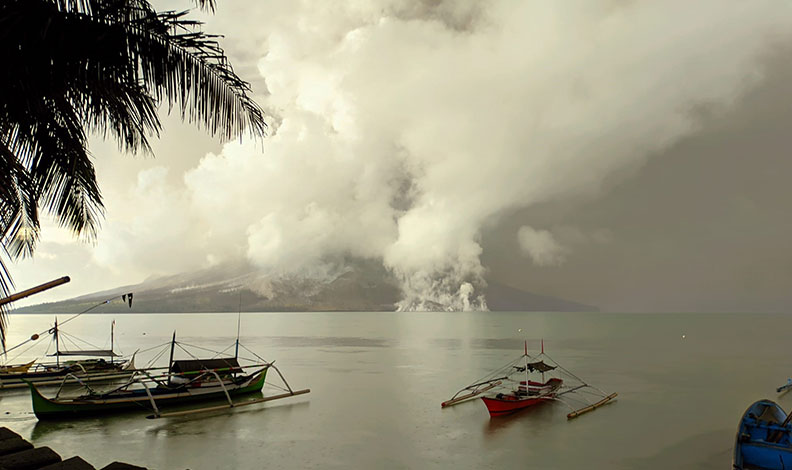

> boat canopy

[
  {"left": 171, "top": 358, "right": 240, "bottom": 374},
  {"left": 526, "top": 361, "right": 556, "bottom": 373},
  {"left": 49, "top": 350, "right": 120, "bottom": 357}
]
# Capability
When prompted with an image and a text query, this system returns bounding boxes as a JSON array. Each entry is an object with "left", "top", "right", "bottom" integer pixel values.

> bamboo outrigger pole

[
  {"left": 145, "top": 388, "right": 312, "bottom": 419},
  {"left": 566, "top": 393, "right": 618, "bottom": 419},
  {"left": 441, "top": 381, "right": 502, "bottom": 408},
  {"left": 0, "top": 276, "right": 70, "bottom": 307}
]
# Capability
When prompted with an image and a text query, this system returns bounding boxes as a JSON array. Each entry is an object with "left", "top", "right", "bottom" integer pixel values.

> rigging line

[
  {"left": 239, "top": 343, "right": 269, "bottom": 363},
  {"left": 58, "top": 293, "right": 131, "bottom": 327},
  {"left": 2, "top": 293, "right": 132, "bottom": 357},
  {"left": 176, "top": 342, "right": 229, "bottom": 356},
  {"left": 211, "top": 344, "right": 234, "bottom": 359},
  {"left": 264, "top": 382, "right": 290, "bottom": 393},
  {"left": 5, "top": 338, "right": 44, "bottom": 364},
  {"left": 136, "top": 341, "right": 174, "bottom": 354},
  {"left": 104, "top": 330, "right": 124, "bottom": 356},
  {"left": 550, "top": 397, "right": 579, "bottom": 412},
  {"left": 175, "top": 342, "right": 201, "bottom": 361},
  {"left": 60, "top": 334, "right": 81, "bottom": 352},
  {"left": 234, "top": 355, "right": 260, "bottom": 363},
  {"left": 145, "top": 346, "right": 169, "bottom": 369},
  {"left": 541, "top": 353, "right": 587, "bottom": 384},
  {"left": 541, "top": 353, "right": 610, "bottom": 396},
  {"left": 57, "top": 331, "right": 105, "bottom": 351},
  {"left": 43, "top": 334, "right": 53, "bottom": 356},
  {"left": 467, "top": 355, "right": 525, "bottom": 385}
]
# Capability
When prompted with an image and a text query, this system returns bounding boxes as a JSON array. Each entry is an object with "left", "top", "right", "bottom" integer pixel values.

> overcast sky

[{"left": 9, "top": 0, "right": 792, "bottom": 312}]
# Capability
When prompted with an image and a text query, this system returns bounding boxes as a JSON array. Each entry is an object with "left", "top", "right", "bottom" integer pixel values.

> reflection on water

[
  {"left": 30, "top": 420, "right": 79, "bottom": 441},
  {"left": 0, "top": 311, "right": 789, "bottom": 469}
]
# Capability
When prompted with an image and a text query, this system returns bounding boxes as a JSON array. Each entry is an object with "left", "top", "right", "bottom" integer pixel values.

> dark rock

[
  {"left": 0, "top": 446, "right": 61, "bottom": 470},
  {"left": 39, "top": 457, "right": 95, "bottom": 470},
  {"left": 0, "top": 429, "right": 21, "bottom": 442},
  {"left": 0, "top": 438, "right": 32, "bottom": 457},
  {"left": 99, "top": 463, "right": 147, "bottom": 470}
]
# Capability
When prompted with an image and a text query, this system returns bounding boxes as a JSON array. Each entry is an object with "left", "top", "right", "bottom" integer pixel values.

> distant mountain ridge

[{"left": 11, "top": 261, "right": 597, "bottom": 314}]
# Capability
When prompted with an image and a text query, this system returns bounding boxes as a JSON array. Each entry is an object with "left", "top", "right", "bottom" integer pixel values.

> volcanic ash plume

[{"left": 102, "top": 0, "right": 792, "bottom": 311}]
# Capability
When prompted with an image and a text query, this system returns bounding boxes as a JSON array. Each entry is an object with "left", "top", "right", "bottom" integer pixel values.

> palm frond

[
  {"left": 192, "top": 0, "right": 215, "bottom": 13},
  {"left": 0, "top": 0, "right": 268, "bottom": 348}
]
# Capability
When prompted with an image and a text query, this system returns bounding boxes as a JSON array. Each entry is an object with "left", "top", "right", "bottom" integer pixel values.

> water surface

[{"left": 0, "top": 312, "right": 788, "bottom": 469}]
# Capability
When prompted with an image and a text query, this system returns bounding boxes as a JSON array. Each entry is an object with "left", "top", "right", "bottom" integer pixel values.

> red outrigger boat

[
  {"left": 442, "top": 340, "right": 617, "bottom": 419},
  {"left": 481, "top": 377, "right": 563, "bottom": 417}
]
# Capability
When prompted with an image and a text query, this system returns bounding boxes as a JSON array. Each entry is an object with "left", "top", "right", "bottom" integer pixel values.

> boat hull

[
  {"left": 734, "top": 400, "right": 792, "bottom": 469},
  {"left": 0, "top": 358, "right": 134, "bottom": 390},
  {"left": 481, "top": 378, "right": 563, "bottom": 417},
  {"left": 481, "top": 395, "right": 553, "bottom": 417},
  {"left": 28, "top": 369, "right": 267, "bottom": 420},
  {"left": 0, "top": 369, "right": 134, "bottom": 390}
]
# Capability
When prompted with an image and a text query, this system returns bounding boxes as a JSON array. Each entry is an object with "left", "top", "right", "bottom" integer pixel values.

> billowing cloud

[
  {"left": 11, "top": 0, "right": 792, "bottom": 310},
  {"left": 518, "top": 226, "right": 567, "bottom": 267},
  {"left": 201, "top": 0, "right": 790, "bottom": 310}
]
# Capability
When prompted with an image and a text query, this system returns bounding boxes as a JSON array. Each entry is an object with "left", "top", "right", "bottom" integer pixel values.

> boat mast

[
  {"left": 235, "top": 293, "right": 242, "bottom": 360},
  {"left": 110, "top": 320, "right": 114, "bottom": 365},
  {"left": 54, "top": 317, "right": 59, "bottom": 368},
  {"left": 168, "top": 331, "right": 176, "bottom": 386},
  {"left": 524, "top": 340, "right": 529, "bottom": 387}
]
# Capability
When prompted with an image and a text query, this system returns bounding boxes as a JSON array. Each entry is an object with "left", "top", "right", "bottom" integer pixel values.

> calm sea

[{"left": 0, "top": 311, "right": 788, "bottom": 469}]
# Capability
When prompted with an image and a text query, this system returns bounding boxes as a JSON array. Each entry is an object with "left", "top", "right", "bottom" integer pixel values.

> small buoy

[
  {"left": 142, "top": 332, "right": 146, "bottom": 335},
  {"left": 30, "top": 334, "right": 39, "bottom": 341},
  {"left": 681, "top": 334, "right": 686, "bottom": 339}
]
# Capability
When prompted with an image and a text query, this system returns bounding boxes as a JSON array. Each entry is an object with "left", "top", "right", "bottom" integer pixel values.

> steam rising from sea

[{"left": 97, "top": 1, "right": 792, "bottom": 311}]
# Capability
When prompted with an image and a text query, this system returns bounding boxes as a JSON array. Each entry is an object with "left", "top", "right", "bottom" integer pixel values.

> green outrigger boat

[{"left": 27, "top": 333, "right": 309, "bottom": 420}]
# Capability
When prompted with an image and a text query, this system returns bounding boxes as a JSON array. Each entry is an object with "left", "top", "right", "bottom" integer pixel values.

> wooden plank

[
  {"left": 567, "top": 393, "right": 618, "bottom": 419},
  {"left": 441, "top": 381, "right": 502, "bottom": 408},
  {"left": 146, "top": 388, "right": 311, "bottom": 419}
]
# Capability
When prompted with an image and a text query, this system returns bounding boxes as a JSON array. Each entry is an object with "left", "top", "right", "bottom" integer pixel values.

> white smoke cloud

[
  {"left": 19, "top": 0, "right": 790, "bottom": 309},
  {"left": 210, "top": 0, "right": 789, "bottom": 310},
  {"left": 518, "top": 226, "right": 568, "bottom": 267}
]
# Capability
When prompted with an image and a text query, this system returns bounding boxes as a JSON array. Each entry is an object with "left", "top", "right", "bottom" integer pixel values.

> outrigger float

[
  {"left": 26, "top": 332, "right": 309, "bottom": 420},
  {"left": 442, "top": 340, "right": 617, "bottom": 419}
]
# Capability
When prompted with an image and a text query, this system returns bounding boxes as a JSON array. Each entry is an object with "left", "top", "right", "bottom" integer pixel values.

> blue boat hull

[{"left": 734, "top": 400, "right": 792, "bottom": 469}]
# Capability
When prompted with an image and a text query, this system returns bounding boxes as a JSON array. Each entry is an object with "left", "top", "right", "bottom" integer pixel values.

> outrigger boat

[
  {"left": 733, "top": 400, "right": 792, "bottom": 469},
  {"left": 442, "top": 340, "right": 617, "bottom": 419},
  {"left": 1, "top": 278, "right": 136, "bottom": 390},
  {"left": 0, "top": 318, "right": 136, "bottom": 390},
  {"left": 27, "top": 332, "right": 309, "bottom": 420}
]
